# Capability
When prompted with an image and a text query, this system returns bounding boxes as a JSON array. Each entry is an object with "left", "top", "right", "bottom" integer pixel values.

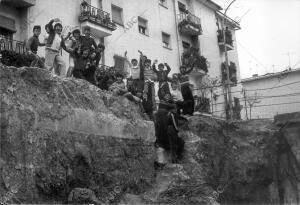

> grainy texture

[
  {"left": 0, "top": 66, "right": 155, "bottom": 204},
  {"left": 1, "top": 66, "right": 299, "bottom": 204}
]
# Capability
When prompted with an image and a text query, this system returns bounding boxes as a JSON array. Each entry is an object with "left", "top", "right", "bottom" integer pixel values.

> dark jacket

[
  {"left": 153, "top": 64, "right": 171, "bottom": 82},
  {"left": 26, "top": 35, "right": 44, "bottom": 54},
  {"left": 80, "top": 36, "right": 97, "bottom": 51},
  {"left": 45, "top": 19, "right": 55, "bottom": 47}
]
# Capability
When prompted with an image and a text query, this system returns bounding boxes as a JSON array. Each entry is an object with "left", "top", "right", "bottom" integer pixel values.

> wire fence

[{"left": 191, "top": 79, "right": 300, "bottom": 120}]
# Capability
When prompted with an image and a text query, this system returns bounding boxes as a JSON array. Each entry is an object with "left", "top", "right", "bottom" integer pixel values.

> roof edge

[
  {"left": 216, "top": 11, "right": 241, "bottom": 30},
  {"left": 198, "top": 0, "right": 223, "bottom": 11},
  {"left": 241, "top": 68, "right": 300, "bottom": 83}
]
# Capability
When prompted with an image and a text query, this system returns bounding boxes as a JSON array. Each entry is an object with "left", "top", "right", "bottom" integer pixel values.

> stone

[
  {"left": 68, "top": 188, "right": 101, "bottom": 204},
  {"left": 0, "top": 66, "right": 155, "bottom": 203},
  {"left": 3, "top": 65, "right": 299, "bottom": 204}
]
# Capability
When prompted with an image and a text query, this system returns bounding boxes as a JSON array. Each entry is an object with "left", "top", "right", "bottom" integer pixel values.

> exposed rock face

[
  {"left": 0, "top": 66, "right": 155, "bottom": 203},
  {"left": 273, "top": 112, "right": 300, "bottom": 204},
  {"left": 1, "top": 66, "right": 299, "bottom": 204},
  {"left": 188, "top": 115, "right": 300, "bottom": 204}
]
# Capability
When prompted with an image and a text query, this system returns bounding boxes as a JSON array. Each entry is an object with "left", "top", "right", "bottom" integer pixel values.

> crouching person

[{"left": 109, "top": 73, "right": 141, "bottom": 103}]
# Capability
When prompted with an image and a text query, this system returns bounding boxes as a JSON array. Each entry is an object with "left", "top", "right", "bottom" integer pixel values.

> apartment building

[{"left": 0, "top": 0, "right": 242, "bottom": 118}]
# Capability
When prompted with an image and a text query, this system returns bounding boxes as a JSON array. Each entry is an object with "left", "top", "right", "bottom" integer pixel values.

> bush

[
  {"left": 181, "top": 47, "right": 208, "bottom": 73},
  {"left": 0, "top": 50, "right": 35, "bottom": 67}
]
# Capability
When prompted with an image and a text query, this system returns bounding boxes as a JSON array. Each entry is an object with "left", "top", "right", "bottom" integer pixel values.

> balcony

[
  {"left": 221, "top": 62, "right": 237, "bottom": 86},
  {"left": 178, "top": 12, "right": 202, "bottom": 36},
  {"left": 79, "top": 1, "right": 117, "bottom": 38},
  {"left": 1, "top": 0, "right": 36, "bottom": 8},
  {"left": 181, "top": 47, "right": 207, "bottom": 76},
  {"left": 217, "top": 29, "right": 234, "bottom": 51},
  {"left": 0, "top": 38, "right": 26, "bottom": 54}
]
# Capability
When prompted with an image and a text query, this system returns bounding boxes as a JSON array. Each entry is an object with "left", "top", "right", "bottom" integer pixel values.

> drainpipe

[
  {"left": 222, "top": 0, "right": 236, "bottom": 120},
  {"left": 173, "top": 0, "right": 182, "bottom": 67}
]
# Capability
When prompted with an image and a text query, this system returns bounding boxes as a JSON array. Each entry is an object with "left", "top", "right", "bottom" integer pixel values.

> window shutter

[
  {"left": 114, "top": 55, "right": 125, "bottom": 73},
  {"left": 112, "top": 5, "right": 123, "bottom": 25},
  {"left": 162, "top": 33, "right": 170, "bottom": 47}
]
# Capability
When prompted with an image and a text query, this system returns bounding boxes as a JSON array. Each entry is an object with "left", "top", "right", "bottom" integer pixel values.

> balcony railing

[
  {"left": 178, "top": 12, "right": 202, "bottom": 36},
  {"left": 181, "top": 47, "right": 208, "bottom": 75},
  {"left": 79, "top": 1, "right": 116, "bottom": 31},
  {"left": 0, "top": 38, "right": 26, "bottom": 54},
  {"left": 221, "top": 62, "right": 237, "bottom": 85},
  {"left": 217, "top": 29, "right": 234, "bottom": 50}
]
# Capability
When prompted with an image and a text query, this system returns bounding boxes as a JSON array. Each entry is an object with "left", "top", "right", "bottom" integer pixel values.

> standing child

[
  {"left": 153, "top": 60, "right": 171, "bottom": 86},
  {"left": 80, "top": 27, "right": 98, "bottom": 53},
  {"left": 66, "top": 28, "right": 82, "bottom": 77},
  {"left": 44, "top": 18, "right": 68, "bottom": 76},
  {"left": 26, "top": 25, "right": 45, "bottom": 67},
  {"left": 127, "top": 57, "right": 144, "bottom": 98},
  {"left": 139, "top": 51, "right": 156, "bottom": 120}
]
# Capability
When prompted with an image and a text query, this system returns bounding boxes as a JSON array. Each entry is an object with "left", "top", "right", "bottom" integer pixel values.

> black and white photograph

[{"left": 0, "top": 0, "right": 299, "bottom": 204}]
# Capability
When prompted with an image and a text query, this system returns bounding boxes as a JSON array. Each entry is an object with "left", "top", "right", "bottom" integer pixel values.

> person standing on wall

[{"left": 44, "top": 18, "right": 68, "bottom": 76}]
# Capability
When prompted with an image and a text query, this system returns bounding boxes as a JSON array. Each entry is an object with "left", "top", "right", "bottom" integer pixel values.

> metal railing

[
  {"left": 79, "top": 1, "right": 116, "bottom": 30},
  {"left": 217, "top": 30, "right": 233, "bottom": 46},
  {"left": 178, "top": 11, "right": 201, "bottom": 26},
  {"left": 0, "top": 38, "right": 26, "bottom": 54}
]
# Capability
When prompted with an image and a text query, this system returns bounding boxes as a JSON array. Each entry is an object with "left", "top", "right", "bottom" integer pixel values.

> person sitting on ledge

[{"left": 109, "top": 72, "right": 141, "bottom": 103}]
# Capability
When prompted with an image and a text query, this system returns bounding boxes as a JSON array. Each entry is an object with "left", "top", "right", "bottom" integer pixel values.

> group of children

[
  {"left": 26, "top": 18, "right": 197, "bottom": 168},
  {"left": 26, "top": 18, "right": 105, "bottom": 83}
]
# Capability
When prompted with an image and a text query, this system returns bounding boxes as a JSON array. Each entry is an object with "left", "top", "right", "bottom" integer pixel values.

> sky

[{"left": 214, "top": 0, "right": 300, "bottom": 79}]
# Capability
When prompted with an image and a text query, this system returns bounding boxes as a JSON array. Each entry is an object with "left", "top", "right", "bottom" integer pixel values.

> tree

[
  {"left": 181, "top": 47, "right": 208, "bottom": 73},
  {"left": 196, "top": 75, "right": 221, "bottom": 114},
  {"left": 245, "top": 92, "right": 261, "bottom": 120}
]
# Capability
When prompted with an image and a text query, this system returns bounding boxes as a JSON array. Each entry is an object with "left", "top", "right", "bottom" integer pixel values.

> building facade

[
  {"left": 241, "top": 68, "right": 300, "bottom": 119},
  {"left": 0, "top": 0, "right": 242, "bottom": 118}
]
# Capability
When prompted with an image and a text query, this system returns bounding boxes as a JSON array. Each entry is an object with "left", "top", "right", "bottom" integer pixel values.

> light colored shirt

[
  {"left": 49, "top": 34, "right": 62, "bottom": 52},
  {"left": 171, "top": 88, "right": 183, "bottom": 101},
  {"left": 44, "top": 34, "right": 49, "bottom": 45},
  {"left": 131, "top": 66, "right": 140, "bottom": 80},
  {"left": 144, "top": 68, "right": 156, "bottom": 81}
]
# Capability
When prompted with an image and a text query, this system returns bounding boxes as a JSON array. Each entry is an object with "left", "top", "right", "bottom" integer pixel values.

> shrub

[
  {"left": 0, "top": 50, "right": 34, "bottom": 67},
  {"left": 181, "top": 47, "right": 208, "bottom": 73}
]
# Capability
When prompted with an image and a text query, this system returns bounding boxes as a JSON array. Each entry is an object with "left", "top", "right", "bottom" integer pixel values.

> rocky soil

[{"left": 0, "top": 65, "right": 299, "bottom": 204}]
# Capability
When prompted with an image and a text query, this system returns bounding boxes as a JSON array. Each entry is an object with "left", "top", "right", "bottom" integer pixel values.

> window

[
  {"left": 114, "top": 55, "right": 126, "bottom": 73},
  {"left": 0, "top": 28, "right": 13, "bottom": 40},
  {"left": 97, "top": 0, "right": 102, "bottom": 9},
  {"left": 162, "top": 32, "right": 171, "bottom": 49},
  {"left": 182, "top": 41, "right": 190, "bottom": 52},
  {"left": 178, "top": 2, "right": 187, "bottom": 13},
  {"left": 159, "top": 0, "right": 167, "bottom": 8},
  {"left": 111, "top": 5, "right": 123, "bottom": 25},
  {"left": 138, "top": 17, "right": 148, "bottom": 36}
]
